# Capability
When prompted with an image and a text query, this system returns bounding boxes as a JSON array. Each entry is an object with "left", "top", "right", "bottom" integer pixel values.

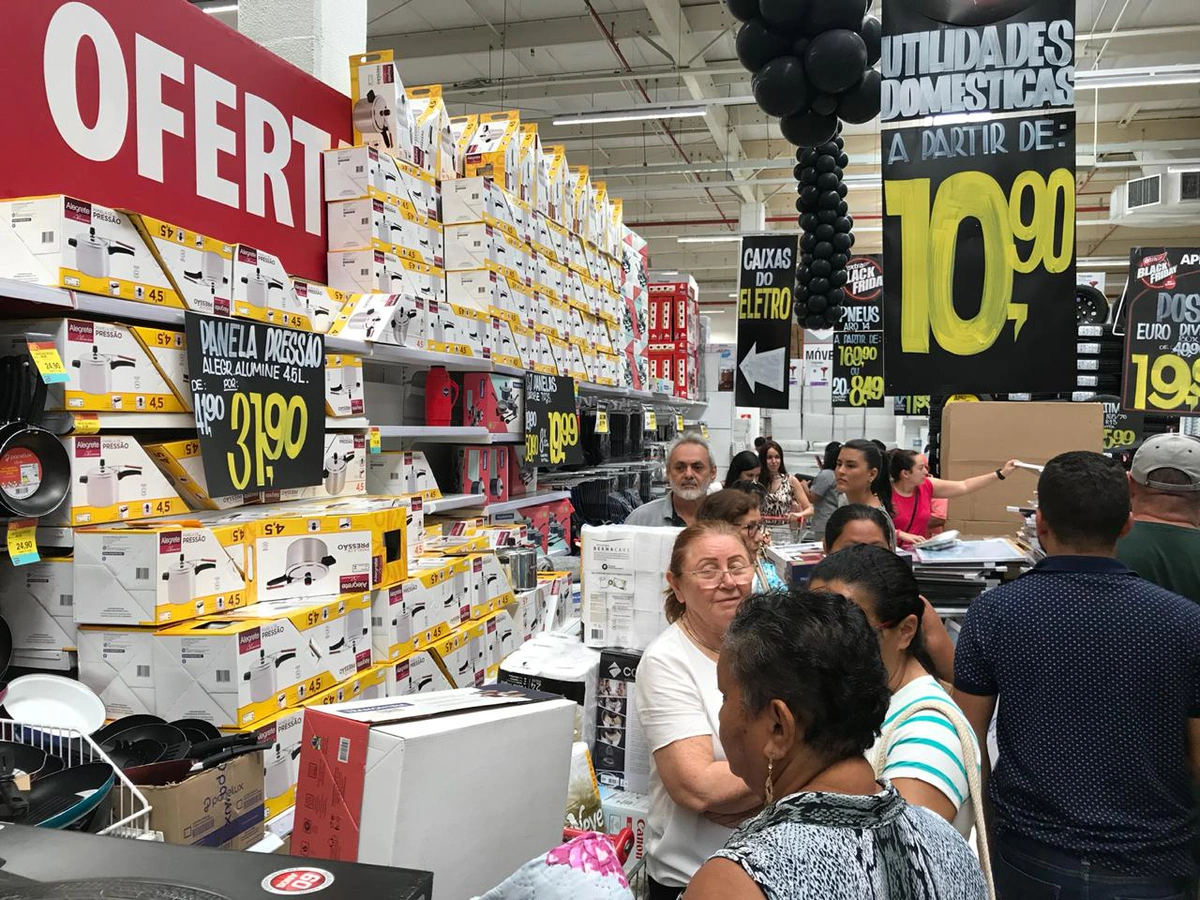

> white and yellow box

[
  {"left": 129, "top": 213, "right": 234, "bottom": 316},
  {"left": 543, "top": 146, "right": 570, "bottom": 225},
  {"left": 145, "top": 438, "right": 258, "bottom": 511},
  {"left": 327, "top": 196, "right": 408, "bottom": 253},
  {"left": 407, "top": 84, "right": 458, "bottom": 181},
  {"left": 384, "top": 646, "right": 453, "bottom": 696},
  {"left": 232, "top": 244, "right": 297, "bottom": 325},
  {"left": 327, "top": 248, "right": 444, "bottom": 303},
  {"left": 395, "top": 157, "right": 441, "bottom": 223},
  {"left": 330, "top": 291, "right": 426, "bottom": 348},
  {"left": 0, "top": 320, "right": 186, "bottom": 413},
  {"left": 442, "top": 176, "right": 520, "bottom": 237},
  {"left": 310, "top": 431, "right": 368, "bottom": 500},
  {"left": 291, "top": 280, "right": 348, "bottom": 335},
  {"left": 77, "top": 625, "right": 158, "bottom": 718},
  {"left": 133, "top": 324, "right": 193, "bottom": 411},
  {"left": 325, "top": 354, "right": 365, "bottom": 417},
  {"left": 444, "top": 223, "right": 529, "bottom": 284},
  {"left": 426, "top": 299, "right": 488, "bottom": 358},
  {"left": 247, "top": 512, "right": 376, "bottom": 605},
  {"left": 73, "top": 519, "right": 248, "bottom": 626},
  {"left": 490, "top": 317, "right": 525, "bottom": 369},
  {"left": 411, "top": 554, "right": 470, "bottom": 632},
  {"left": 570, "top": 167, "right": 593, "bottom": 237},
  {"left": 519, "top": 123, "right": 544, "bottom": 209},
  {"left": 461, "top": 110, "right": 521, "bottom": 194},
  {"left": 350, "top": 50, "right": 415, "bottom": 163},
  {"left": 153, "top": 592, "right": 374, "bottom": 729},
  {"left": 395, "top": 495, "right": 426, "bottom": 558},
  {"left": 237, "top": 703, "right": 306, "bottom": 821},
  {"left": 63, "top": 435, "right": 188, "bottom": 527},
  {"left": 323, "top": 145, "right": 403, "bottom": 203},
  {"left": 448, "top": 269, "right": 530, "bottom": 323},
  {"left": 366, "top": 449, "right": 440, "bottom": 500},
  {"left": 370, "top": 561, "right": 455, "bottom": 662},
  {"left": 0, "top": 557, "right": 76, "bottom": 651},
  {"left": 0, "top": 195, "right": 177, "bottom": 304}
]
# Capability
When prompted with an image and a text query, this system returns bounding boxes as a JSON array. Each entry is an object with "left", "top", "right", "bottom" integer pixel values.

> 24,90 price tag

[
  {"left": 7, "top": 518, "right": 39, "bottom": 566},
  {"left": 675, "top": 414, "right": 685, "bottom": 432},
  {"left": 26, "top": 340, "right": 69, "bottom": 384},
  {"left": 645, "top": 411, "right": 657, "bottom": 432},
  {"left": 368, "top": 427, "right": 382, "bottom": 454}
]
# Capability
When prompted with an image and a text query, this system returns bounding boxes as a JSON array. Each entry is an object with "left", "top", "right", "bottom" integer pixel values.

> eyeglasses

[
  {"left": 740, "top": 522, "right": 765, "bottom": 536},
  {"left": 687, "top": 563, "right": 756, "bottom": 586}
]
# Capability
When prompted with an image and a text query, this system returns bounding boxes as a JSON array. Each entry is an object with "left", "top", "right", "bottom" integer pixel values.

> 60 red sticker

[{"left": 262, "top": 868, "right": 335, "bottom": 895}]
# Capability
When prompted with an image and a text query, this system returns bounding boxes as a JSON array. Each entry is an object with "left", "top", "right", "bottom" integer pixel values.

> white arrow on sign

[{"left": 739, "top": 343, "right": 787, "bottom": 393}]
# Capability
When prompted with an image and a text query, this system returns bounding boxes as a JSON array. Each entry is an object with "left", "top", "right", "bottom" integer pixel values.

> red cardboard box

[
  {"left": 459, "top": 447, "right": 511, "bottom": 503},
  {"left": 508, "top": 448, "right": 538, "bottom": 497},
  {"left": 461, "top": 372, "right": 523, "bottom": 434}
]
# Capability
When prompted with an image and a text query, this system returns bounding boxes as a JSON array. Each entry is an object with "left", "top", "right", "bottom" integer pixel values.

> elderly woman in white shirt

[{"left": 633, "top": 521, "right": 761, "bottom": 900}]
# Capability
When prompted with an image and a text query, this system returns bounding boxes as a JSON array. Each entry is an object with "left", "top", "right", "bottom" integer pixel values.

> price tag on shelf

[
  {"left": 184, "top": 313, "right": 325, "bottom": 496},
  {"left": 26, "top": 340, "right": 69, "bottom": 384},
  {"left": 595, "top": 410, "right": 609, "bottom": 434},
  {"left": 675, "top": 414, "right": 685, "bottom": 432},
  {"left": 7, "top": 518, "right": 39, "bottom": 566},
  {"left": 645, "top": 411, "right": 657, "bottom": 432},
  {"left": 700, "top": 424, "right": 709, "bottom": 439},
  {"left": 72, "top": 413, "right": 100, "bottom": 435},
  {"left": 368, "top": 426, "right": 382, "bottom": 454}
]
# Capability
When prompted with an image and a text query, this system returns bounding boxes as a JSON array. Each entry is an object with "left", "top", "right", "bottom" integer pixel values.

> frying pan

[
  {"left": 183, "top": 732, "right": 256, "bottom": 760},
  {"left": 0, "top": 359, "right": 71, "bottom": 518},
  {"left": 0, "top": 742, "right": 63, "bottom": 782},
  {"left": 169, "top": 718, "right": 221, "bottom": 742},
  {"left": 0, "top": 615, "right": 11, "bottom": 705},
  {"left": 9, "top": 762, "right": 115, "bottom": 828},
  {"left": 123, "top": 743, "right": 267, "bottom": 787},
  {"left": 92, "top": 714, "right": 166, "bottom": 745},
  {"left": 99, "top": 724, "right": 189, "bottom": 767},
  {"left": 6, "top": 675, "right": 106, "bottom": 734}
]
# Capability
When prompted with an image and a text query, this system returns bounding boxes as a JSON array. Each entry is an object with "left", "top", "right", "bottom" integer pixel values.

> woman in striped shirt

[{"left": 809, "top": 544, "right": 978, "bottom": 837}]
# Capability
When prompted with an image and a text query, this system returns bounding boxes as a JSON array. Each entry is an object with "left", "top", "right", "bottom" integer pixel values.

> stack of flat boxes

[{"left": 648, "top": 277, "right": 700, "bottom": 399}]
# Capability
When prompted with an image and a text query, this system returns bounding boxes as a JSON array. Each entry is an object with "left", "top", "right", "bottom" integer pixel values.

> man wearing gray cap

[{"left": 1117, "top": 433, "right": 1200, "bottom": 603}]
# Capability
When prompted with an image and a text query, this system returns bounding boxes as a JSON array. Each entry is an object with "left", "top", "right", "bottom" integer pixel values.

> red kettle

[{"left": 425, "top": 367, "right": 459, "bottom": 426}]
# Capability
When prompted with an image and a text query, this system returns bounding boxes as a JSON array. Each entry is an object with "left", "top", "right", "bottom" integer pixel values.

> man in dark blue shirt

[{"left": 955, "top": 450, "right": 1200, "bottom": 899}]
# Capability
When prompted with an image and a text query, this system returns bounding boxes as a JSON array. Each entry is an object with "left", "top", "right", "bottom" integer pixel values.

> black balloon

[
  {"left": 753, "top": 56, "right": 810, "bottom": 117},
  {"left": 760, "top": 0, "right": 808, "bottom": 30},
  {"left": 799, "top": 148, "right": 818, "bottom": 166},
  {"left": 809, "top": 277, "right": 830, "bottom": 294},
  {"left": 817, "top": 208, "right": 837, "bottom": 224},
  {"left": 813, "top": 241, "right": 833, "bottom": 258},
  {"left": 736, "top": 19, "right": 792, "bottom": 72},
  {"left": 832, "top": 216, "right": 851, "bottom": 233},
  {"left": 836, "top": 200, "right": 849, "bottom": 215},
  {"left": 817, "top": 172, "right": 839, "bottom": 191},
  {"left": 831, "top": 232, "right": 852, "bottom": 251},
  {"left": 801, "top": 166, "right": 818, "bottom": 184},
  {"left": 798, "top": 185, "right": 820, "bottom": 208},
  {"left": 837, "top": 182, "right": 849, "bottom": 197},
  {"left": 827, "top": 287, "right": 846, "bottom": 306},
  {"left": 811, "top": 93, "right": 838, "bottom": 116},
  {"left": 797, "top": 266, "right": 811, "bottom": 284},
  {"left": 805, "top": 0, "right": 867, "bottom": 35},
  {"left": 805, "top": 314, "right": 827, "bottom": 328},
  {"left": 815, "top": 154, "right": 836, "bottom": 173},
  {"left": 810, "top": 258, "right": 832, "bottom": 277},
  {"left": 805, "top": 30, "right": 868, "bottom": 95},
  {"left": 818, "top": 140, "right": 839, "bottom": 156},
  {"left": 791, "top": 36, "right": 810, "bottom": 59},
  {"left": 837, "top": 151, "right": 850, "bottom": 168},
  {"left": 819, "top": 190, "right": 840, "bottom": 209},
  {"left": 800, "top": 234, "right": 816, "bottom": 252},
  {"left": 830, "top": 270, "right": 848, "bottom": 288},
  {"left": 780, "top": 110, "right": 839, "bottom": 147},
  {"left": 826, "top": 305, "right": 844, "bottom": 323},
  {"left": 807, "top": 294, "right": 828, "bottom": 313},
  {"left": 800, "top": 253, "right": 813, "bottom": 265},
  {"left": 724, "top": 0, "right": 761, "bottom": 22},
  {"left": 800, "top": 213, "right": 818, "bottom": 230},
  {"left": 837, "top": 69, "right": 881, "bottom": 124},
  {"left": 815, "top": 223, "right": 834, "bottom": 240},
  {"left": 861, "top": 16, "right": 881, "bottom": 65},
  {"left": 847, "top": 231, "right": 856, "bottom": 246}
]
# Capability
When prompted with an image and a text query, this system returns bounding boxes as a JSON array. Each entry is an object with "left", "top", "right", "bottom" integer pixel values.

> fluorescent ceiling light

[
  {"left": 657, "top": 270, "right": 680, "bottom": 276},
  {"left": 553, "top": 107, "right": 707, "bottom": 126},
  {"left": 1077, "top": 63, "right": 1200, "bottom": 90}
]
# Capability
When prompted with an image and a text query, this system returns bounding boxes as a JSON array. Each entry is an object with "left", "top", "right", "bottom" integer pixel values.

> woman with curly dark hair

[{"left": 685, "top": 589, "right": 986, "bottom": 900}]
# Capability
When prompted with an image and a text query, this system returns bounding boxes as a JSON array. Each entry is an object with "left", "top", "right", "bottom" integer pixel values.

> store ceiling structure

[{"left": 217, "top": 0, "right": 1200, "bottom": 306}]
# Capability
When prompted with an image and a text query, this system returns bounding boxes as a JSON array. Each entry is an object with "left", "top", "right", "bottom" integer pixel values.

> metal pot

[
  {"left": 200, "top": 250, "right": 227, "bottom": 283},
  {"left": 67, "top": 227, "right": 135, "bottom": 279},
  {"left": 352, "top": 90, "right": 394, "bottom": 149},
  {"left": 239, "top": 268, "right": 284, "bottom": 309},
  {"left": 161, "top": 554, "right": 218, "bottom": 608},
  {"left": 72, "top": 345, "right": 136, "bottom": 395},
  {"left": 507, "top": 547, "right": 537, "bottom": 592},
  {"left": 266, "top": 538, "right": 336, "bottom": 590},
  {"left": 323, "top": 451, "right": 355, "bottom": 494},
  {"left": 78, "top": 458, "right": 142, "bottom": 508}
]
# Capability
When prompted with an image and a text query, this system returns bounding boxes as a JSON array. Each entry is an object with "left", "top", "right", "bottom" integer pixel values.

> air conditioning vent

[
  {"left": 1181, "top": 171, "right": 1200, "bottom": 201},
  {"left": 1126, "top": 174, "right": 1161, "bottom": 209}
]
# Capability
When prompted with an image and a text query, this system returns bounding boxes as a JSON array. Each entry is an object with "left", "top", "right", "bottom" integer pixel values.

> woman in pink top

[{"left": 888, "top": 450, "right": 1019, "bottom": 548}]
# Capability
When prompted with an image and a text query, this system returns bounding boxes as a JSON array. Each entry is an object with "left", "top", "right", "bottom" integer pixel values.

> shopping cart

[{"left": 562, "top": 826, "right": 647, "bottom": 897}]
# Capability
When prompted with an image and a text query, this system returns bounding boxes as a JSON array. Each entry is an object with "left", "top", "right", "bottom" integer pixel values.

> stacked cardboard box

[{"left": 648, "top": 276, "right": 700, "bottom": 398}]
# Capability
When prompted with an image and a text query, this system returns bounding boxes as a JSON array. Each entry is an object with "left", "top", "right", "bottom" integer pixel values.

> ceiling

[{"left": 217, "top": 0, "right": 1200, "bottom": 312}]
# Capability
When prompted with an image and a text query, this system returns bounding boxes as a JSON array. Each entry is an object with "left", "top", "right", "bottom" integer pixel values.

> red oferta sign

[{"left": 0, "top": 0, "right": 353, "bottom": 279}]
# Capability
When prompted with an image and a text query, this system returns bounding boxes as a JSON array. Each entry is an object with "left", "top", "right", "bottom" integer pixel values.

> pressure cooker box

[
  {"left": 384, "top": 645, "right": 454, "bottom": 696},
  {"left": 0, "top": 556, "right": 76, "bottom": 651},
  {"left": 518, "top": 122, "right": 542, "bottom": 207},
  {"left": 325, "top": 354, "right": 366, "bottom": 417},
  {"left": 425, "top": 300, "right": 488, "bottom": 358},
  {"left": 330, "top": 291, "right": 427, "bottom": 348},
  {"left": 232, "top": 244, "right": 300, "bottom": 327},
  {"left": 323, "top": 145, "right": 404, "bottom": 203},
  {"left": 58, "top": 435, "right": 189, "bottom": 527},
  {"left": 407, "top": 84, "right": 458, "bottom": 181},
  {"left": 442, "top": 176, "right": 520, "bottom": 236},
  {"left": 0, "top": 194, "right": 177, "bottom": 304},
  {"left": 0, "top": 319, "right": 187, "bottom": 412},
  {"left": 154, "top": 592, "right": 374, "bottom": 728},
  {"left": 76, "top": 624, "right": 158, "bottom": 718},
  {"left": 350, "top": 49, "right": 415, "bottom": 164},
  {"left": 544, "top": 145, "right": 570, "bottom": 224},
  {"left": 272, "top": 433, "right": 367, "bottom": 503},
  {"left": 366, "top": 450, "right": 441, "bottom": 500},
  {"left": 371, "top": 556, "right": 458, "bottom": 662},
  {"left": 73, "top": 519, "right": 248, "bottom": 626},
  {"left": 443, "top": 222, "right": 530, "bottom": 284},
  {"left": 292, "top": 279, "right": 348, "bottom": 335},
  {"left": 435, "top": 626, "right": 480, "bottom": 688},
  {"left": 129, "top": 212, "right": 235, "bottom": 316},
  {"left": 326, "top": 195, "right": 405, "bottom": 252},
  {"left": 145, "top": 438, "right": 260, "bottom": 511},
  {"left": 461, "top": 110, "right": 521, "bottom": 194},
  {"left": 327, "top": 247, "right": 444, "bottom": 302},
  {"left": 133, "top": 325, "right": 194, "bottom": 410},
  {"left": 489, "top": 317, "right": 526, "bottom": 370},
  {"left": 447, "top": 269, "right": 531, "bottom": 323}
]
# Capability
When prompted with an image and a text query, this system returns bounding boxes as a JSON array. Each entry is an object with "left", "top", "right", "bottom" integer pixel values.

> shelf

[
  {"left": 41, "top": 411, "right": 368, "bottom": 434},
  {"left": 374, "top": 425, "right": 520, "bottom": 444},
  {"left": 367, "top": 343, "right": 489, "bottom": 372},
  {"left": 0, "top": 278, "right": 75, "bottom": 309},
  {"left": 424, "top": 492, "right": 486, "bottom": 513},
  {"left": 483, "top": 490, "right": 572, "bottom": 518}
]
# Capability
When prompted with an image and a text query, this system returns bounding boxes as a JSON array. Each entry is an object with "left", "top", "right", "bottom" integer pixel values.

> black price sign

[
  {"left": 881, "top": 0, "right": 1077, "bottom": 395},
  {"left": 736, "top": 234, "right": 797, "bottom": 409},
  {"left": 1121, "top": 248, "right": 1200, "bottom": 416},
  {"left": 185, "top": 313, "right": 325, "bottom": 496},
  {"left": 832, "top": 331, "right": 886, "bottom": 408},
  {"left": 524, "top": 373, "right": 584, "bottom": 466},
  {"left": 841, "top": 256, "right": 884, "bottom": 333},
  {"left": 894, "top": 395, "right": 931, "bottom": 416},
  {"left": 1095, "top": 395, "right": 1145, "bottom": 450}
]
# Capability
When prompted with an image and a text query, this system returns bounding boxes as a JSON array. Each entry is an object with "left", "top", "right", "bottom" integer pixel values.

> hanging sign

[
  {"left": 881, "top": 0, "right": 1077, "bottom": 394},
  {"left": 832, "top": 332, "right": 886, "bottom": 408},
  {"left": 841, "top": 256, "right": 884, "bottom": 333},
  {"left": 184, "top": 313, "right": 325, "bottom": 496},
  {"left": 894, "top": 395, "right": 931, "bottom": 416},
  {"left": 736, "top": 235, "right": 798, "bottom": 409},
  {"left": 0, "top": 1, "right": 353, "bottom": 279},
  {"left": 1121, "top": 248, "right": 1200, "bottom": 416},
  {"left": 1095, "top": 395, "right": 1145, "bottom": 450},
  {"left": 524, "top": 373, "right": 584, "bottom": 466}
]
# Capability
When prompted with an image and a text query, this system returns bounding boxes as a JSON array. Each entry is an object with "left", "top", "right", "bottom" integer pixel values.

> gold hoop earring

[{"left": 764, "top": 757, "right": 774, "bottom": 805}]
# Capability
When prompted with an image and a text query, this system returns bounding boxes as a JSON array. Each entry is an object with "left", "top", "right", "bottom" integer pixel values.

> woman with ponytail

[
  {"left": 888, "top": 450, "right": 1020, "bottom": 549},
  {"left": 833, "top": 440, "right": 897, "bottom": 547},
  {"left": 809, "top": 545, "right": 980, "bottom": 839}
]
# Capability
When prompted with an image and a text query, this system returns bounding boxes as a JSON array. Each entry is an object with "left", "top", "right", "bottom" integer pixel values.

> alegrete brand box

[
  {"left": 325, "top": 354, "right": 365, "bottom": 417},
  {"left": 231, "top": 244, "right": 300, "bottom": 326},
  {"left": 291, "top": 279, "right": 348, "bottom": 334},
  {"left": 406, "top": 84, "right": 458, "bottom": 181},
  {"left": 128, "top": 213, "right": 234, "bottom": 316},
  {"left": 350, "top": 50, "right": 415, "bottom": 164},
  {"left": 63, "top": 435, "right": 189, "bottom": 527},
  {"left": 0, "top": 557, "right": 76, "bottom": 651},
  {"left": 77, "top": 625, "right": 158, "bottom": 718}
]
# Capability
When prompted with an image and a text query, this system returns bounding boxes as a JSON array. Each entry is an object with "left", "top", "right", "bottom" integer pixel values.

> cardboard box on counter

[
  {"left": 0, "top": 557, "right": 76, "bottom": 652},
  {"left": 138, "top": 752, "right": 264, "bottom": 849},
  {"left": 290, "top": 688, "right": 575, "bottom": 900},
  {"left": 77, "top": 625, "right": 158, "bottom": 718}
]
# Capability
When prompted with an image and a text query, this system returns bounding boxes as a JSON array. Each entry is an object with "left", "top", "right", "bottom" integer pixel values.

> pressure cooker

[
  {"left": 323, "top": 451, "right": 356, "bottom": 495},
  {"left": 239, "top": 268, "right": 285, "bottom": 309},
  {"left": 67, "top": 227, "right": 136, "bottom": 279},
  {"left": 352, "top": 90, "right": 394, "bottom": 149},
  {"left": 71, "top": 345, "right": 136, "bottom": 395},
  {"left": 243, "top": 647, "right": 298, "bottom": 705},
  {"left": 160, "top": 554, "right": 218, "bottom": 608},
  {"left": 78, "top": 458, "right": 142, "bottom": 508},
  {"left": 266, "top": 538, "right": 336, "bottom": 590}
]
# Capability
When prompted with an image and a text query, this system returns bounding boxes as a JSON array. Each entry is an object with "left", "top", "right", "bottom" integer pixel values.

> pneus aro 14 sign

[
  {"left": 833, "top": 256, "right": 886, "bottom": 408},
  {"left": 882, "top": 0, "right": 1077, "bottom": 394},
  {"left": 736, "top": 235, "right": 798, "bottom": 409},
  {"left": 1121, "top": 249, "right": 1200, "bottom": 416},
  {"left": 185, "top": 313, "right": 325, "bottom": 496}
]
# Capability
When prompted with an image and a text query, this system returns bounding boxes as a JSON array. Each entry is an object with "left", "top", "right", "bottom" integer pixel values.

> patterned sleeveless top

[
  {"left": 761, "top": 477, "right": 794, "bottom": 519},
  {"left": 711, "top": 781, "right": 986, "bottom": 900}
]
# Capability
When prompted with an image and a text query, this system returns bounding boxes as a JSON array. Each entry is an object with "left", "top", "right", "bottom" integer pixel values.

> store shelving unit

[
  {"left": 424, "top": 493, "right": 487, "bottom": 514},
  {"left": 373, "top": 426, "right": 522, "bottom": 444},
  {"left": 481, "top": 490, "right": 573, "bottom": 519}
]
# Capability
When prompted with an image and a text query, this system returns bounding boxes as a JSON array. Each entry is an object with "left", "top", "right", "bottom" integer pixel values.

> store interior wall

[{"left": 238, "top": 0, "right": 365, "bottom": 95}]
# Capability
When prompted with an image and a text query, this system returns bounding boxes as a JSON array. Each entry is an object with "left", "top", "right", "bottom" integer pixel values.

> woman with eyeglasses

[
  {"left": 808, "top": 544, "right": 979, "bottom": 837},
  {"left": 634, "top": 521, "right": 761, "bottom": 900},
  {"left": 698, "top": 489, "right": 786, "bottom": 591}
]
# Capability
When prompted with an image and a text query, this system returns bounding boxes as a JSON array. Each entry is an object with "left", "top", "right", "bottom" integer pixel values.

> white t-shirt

[
  {"left": 633, "top": 622, "right": 733, "bottom": 888},
  {"left": 868, "top": 674, "right": 978, "bottom": 837}
]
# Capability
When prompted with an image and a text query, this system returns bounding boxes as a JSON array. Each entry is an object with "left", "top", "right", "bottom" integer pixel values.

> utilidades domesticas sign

[
  {"left": 185, "top": 313, "right": 325, "bottom": 496},
  {"left": 0, "top": 1, "right": 352, "bottom": 279},
  {"left": 1121, "top": 249, "right": 1200, "bottom": 417},
  {"left": 736, "top": 235, "right": 798, "bottom": 409},
  {"left": 882, "top": 0, "right": 1077, "bottom": 394}
]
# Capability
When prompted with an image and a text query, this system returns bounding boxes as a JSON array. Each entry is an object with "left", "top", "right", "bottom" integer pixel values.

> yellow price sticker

[
  {"left": 72, "top": 413, "right": 100, "bottom": 435},
  {"left": 224, "top": 391, "right": 309, "bottom": 491},
  {"left": 525, "top": 432, "right": 540, "bottom": 463},
  {"left": 368, "top": 426, "right": 382, "bottom": 454},
  {"left": 700, "top": 424, "right": 709, "bottom": 439},
  {"left": 7, "top": 518, "right": 39, "bottom": 566},
  {"left": 26, "top": 341, "right": 69, "bottom": 384},
  {"left": 645, "top": 411, "right": 657, "bottom": 432},
  {"left": 846, "top": 375, "right": 886, "bottom": 407},
  {"left": 1129, "top": 353, "right": 1200, "bottom": 412},
  {"left": 675, "top": 414, "right": 685, "bottom": 432},
  {"left": 595, "top": 410, "right": 609, "bottom": 434},
  {"left": 1103, "top": 427, "right": 1138, "bottom": 450}
]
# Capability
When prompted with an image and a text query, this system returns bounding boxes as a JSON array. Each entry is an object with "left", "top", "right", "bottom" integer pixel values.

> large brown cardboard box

[
  {"left": 136, "top": 752, "right": 264, "bottom": 849},
  {"left": 942, "top": 401, "right": 1103, "bottom": 536}
]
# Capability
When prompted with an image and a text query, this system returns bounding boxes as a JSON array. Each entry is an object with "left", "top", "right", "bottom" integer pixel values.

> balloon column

[{"left": 729, "top": 0, "right": 881, "bottom": 328}]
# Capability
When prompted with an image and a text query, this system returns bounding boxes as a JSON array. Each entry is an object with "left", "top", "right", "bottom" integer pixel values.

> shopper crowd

[{"left": 623, "top": 431, "right": 1200, "bottom": 900}]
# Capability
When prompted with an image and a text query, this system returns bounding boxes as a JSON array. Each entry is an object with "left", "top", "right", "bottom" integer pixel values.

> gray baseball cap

[{"left": 1130, "top": 433, "right": 1200, "bottom": 492}]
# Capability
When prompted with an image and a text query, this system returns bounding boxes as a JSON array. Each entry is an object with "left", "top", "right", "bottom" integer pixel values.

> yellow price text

[
  {"left": 226, "top": 391, "right": 309, "bottom": 491},
  {"left": 1103, "top": 428, "right": 1137, "bottom": 450},
  {"left": 547, "top": 411, "right": 579, "bottom": 465},
  {"left": 1129, "top": 353, "right": 1200, "bottom": 412}
]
